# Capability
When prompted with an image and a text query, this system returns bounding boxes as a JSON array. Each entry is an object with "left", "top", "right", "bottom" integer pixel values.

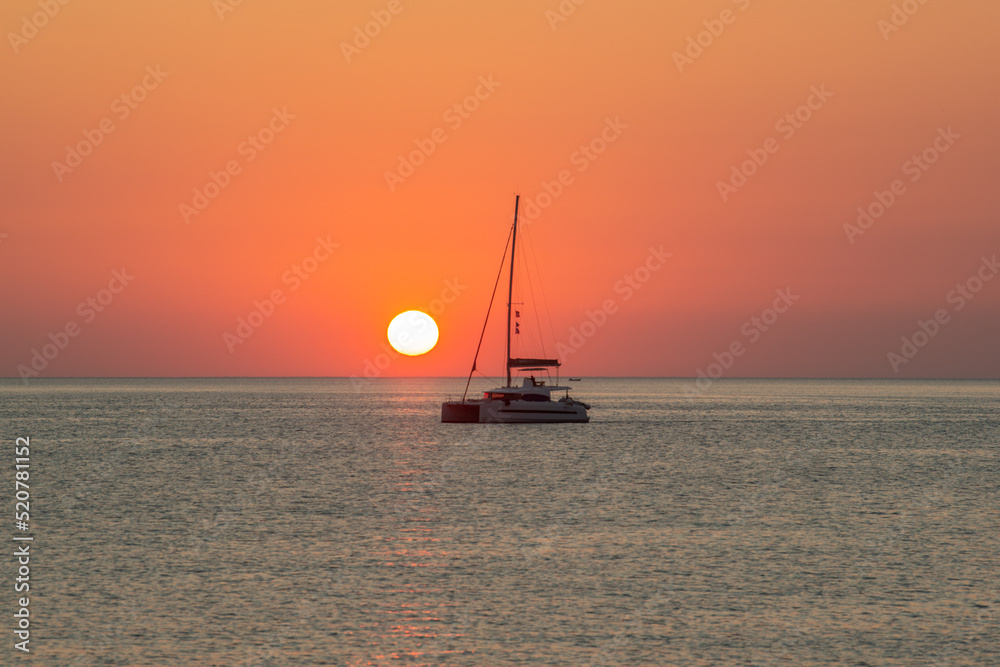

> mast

[{"left": 506, "top": 195, "right": 519, "bottom": 388}]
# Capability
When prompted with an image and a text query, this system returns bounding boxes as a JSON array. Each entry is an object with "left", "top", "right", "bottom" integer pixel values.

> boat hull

[
  {"left": 441, "top": 400, "right": 589, "bottom": 423},
  {"left": 441, "top": 401, "right": 481, "bottom": 423}
]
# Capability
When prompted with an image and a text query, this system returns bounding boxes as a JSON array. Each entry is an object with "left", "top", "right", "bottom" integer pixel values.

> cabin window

[{"left": 484, "top": 392, "right": 548, "bottom": 402}]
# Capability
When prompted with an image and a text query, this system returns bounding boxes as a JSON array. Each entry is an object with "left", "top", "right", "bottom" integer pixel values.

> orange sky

[{"left": 3, "top": 0, "right": 999, "bottom": 380}]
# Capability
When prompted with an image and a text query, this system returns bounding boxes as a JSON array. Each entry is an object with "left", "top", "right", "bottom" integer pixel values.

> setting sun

[{"left": 387, "top": 311, "right": 439, "bottom": 356}]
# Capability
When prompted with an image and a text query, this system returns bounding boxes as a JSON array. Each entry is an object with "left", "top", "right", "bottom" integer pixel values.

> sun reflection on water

[{"left": 363, "top": 439, "right": 471, "bottom": 664}]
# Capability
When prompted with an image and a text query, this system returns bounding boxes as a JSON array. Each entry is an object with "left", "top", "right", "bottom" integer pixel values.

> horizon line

[{"left": 2, "top": 376, "right": 998, "bottom": 381}]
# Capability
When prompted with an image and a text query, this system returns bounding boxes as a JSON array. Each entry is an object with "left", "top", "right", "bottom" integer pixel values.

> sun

[{"left": 387, "top": 311, "right": 439, "bottom": 356}]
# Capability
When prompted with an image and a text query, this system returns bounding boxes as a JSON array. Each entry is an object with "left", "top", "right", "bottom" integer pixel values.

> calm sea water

[{"left": 2, "top": 378, "right": 998, "bottom": 666}]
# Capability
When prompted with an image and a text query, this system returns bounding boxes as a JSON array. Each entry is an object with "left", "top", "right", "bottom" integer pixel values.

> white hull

[{"left": 442, "top": 399, "right": 589, "bottom": 423}]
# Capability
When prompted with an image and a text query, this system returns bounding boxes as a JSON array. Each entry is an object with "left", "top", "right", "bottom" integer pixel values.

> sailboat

[{"left": 441, "top": 195, "right": 591, "bottom": 423}]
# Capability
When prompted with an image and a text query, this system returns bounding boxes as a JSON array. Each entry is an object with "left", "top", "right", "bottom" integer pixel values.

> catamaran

[{"left": 441, "top": 195, "right": 590, "bottom": 423}]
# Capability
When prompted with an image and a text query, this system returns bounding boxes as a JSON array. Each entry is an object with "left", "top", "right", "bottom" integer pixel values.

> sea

[{"left": 2, "top": 378, "right": 998, "bottom": 666}]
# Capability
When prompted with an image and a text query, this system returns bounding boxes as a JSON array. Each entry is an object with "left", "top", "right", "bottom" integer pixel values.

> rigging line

[
  {"left": 527, "top": 227, "right": 559, "bottom": 383},
  {"left": 511, "top": 235, "right": 534, "bottom": 359},
  {"left": 524, "top": 224, "right": 556, "bottom": 358},
  {"left": 536, "top": 237, "right": 558, "bottom": 359},
  {"left": 520, "top": 227, "right": 547, "bottom": 357},
  {"left": 510, "top": 236, "right": 521, "bottom": 360},
  {"left": 474, "top": 368, "right": 499, "bottom": 386},
  {"left": 465, "top": 368, "right": 500, "bottom": 399},
  {"left": 462, "top": 220, "right": 514, "bottom": 402}
]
